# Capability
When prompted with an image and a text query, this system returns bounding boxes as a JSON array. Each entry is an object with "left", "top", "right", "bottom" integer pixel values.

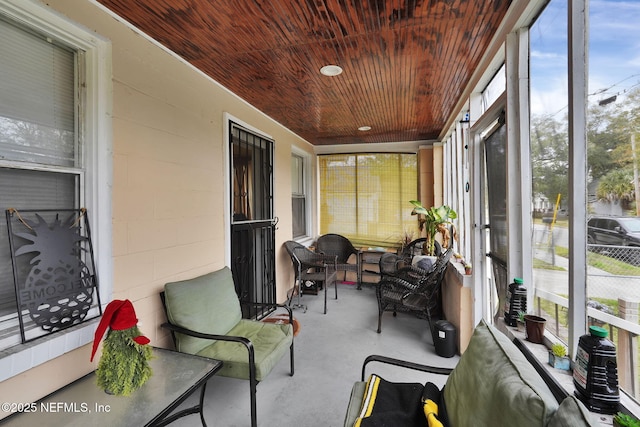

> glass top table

[{"left": 0, "top": 347, "right": 222, "bottom": 427}]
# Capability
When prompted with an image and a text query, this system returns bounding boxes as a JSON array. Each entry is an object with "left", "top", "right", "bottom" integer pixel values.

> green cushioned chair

[{"left": 161, "top": 266, "right": 295, "bottom": 427}]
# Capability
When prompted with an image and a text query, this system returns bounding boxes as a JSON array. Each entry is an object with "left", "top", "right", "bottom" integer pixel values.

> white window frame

[
  {"left": 0, "top": 0, "right": 112, "bottom": 381},
  {"left": 291, "top": 146, "right": 313, "bottom": 242}
]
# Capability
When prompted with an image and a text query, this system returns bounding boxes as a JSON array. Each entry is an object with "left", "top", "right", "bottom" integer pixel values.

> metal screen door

[
  {"left": 483, "top": 119, "right": 508, "bottom": 323},
  {"left": 229, "top": 122, "right": 276, "bottom": 319}
]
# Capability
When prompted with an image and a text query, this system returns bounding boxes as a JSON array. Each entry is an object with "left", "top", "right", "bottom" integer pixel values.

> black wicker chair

[
  {"left": 378, "top": 252, "right": 405, "bottom": 277},
  {"left": 284, "top": 240, "right": 337, "bottom": 314},
  {"left": 376, "top": 248, "right": 453, "bottom": 336},
  {"left": 315, "top": 233, "right": 361, "bottom": 288}
]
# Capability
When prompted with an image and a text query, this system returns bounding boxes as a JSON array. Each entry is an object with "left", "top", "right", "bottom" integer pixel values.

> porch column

[
  {"left": 618, "top": 297, "right": 639, "bottom": 398},
  {"left": 418, "top": 146, "right": 434, "bottom": 210},
  {"left": 433, "top": 142, "right": 444, "bottom": 207}
]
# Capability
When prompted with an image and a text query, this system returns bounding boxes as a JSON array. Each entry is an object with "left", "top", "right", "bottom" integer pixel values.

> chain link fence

[
  {"left": 533, "top": 226, "right": 640, "bottom": 397},
  {"left": 533, "top": 226, "right": 640, "bottom": 303}
]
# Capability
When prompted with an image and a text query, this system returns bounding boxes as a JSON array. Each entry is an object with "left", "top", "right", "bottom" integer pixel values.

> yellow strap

[
  {"left": 353, "top": 375, "right": 381, "bottom": 427},
  {"left": 423, "top": 399, "right": 444, "bottom": 427}
]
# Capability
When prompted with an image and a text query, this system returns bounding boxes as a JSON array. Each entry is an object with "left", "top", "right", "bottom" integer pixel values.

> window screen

[{"left": 319, "top": 153, "right": 417, "bottom": 248}]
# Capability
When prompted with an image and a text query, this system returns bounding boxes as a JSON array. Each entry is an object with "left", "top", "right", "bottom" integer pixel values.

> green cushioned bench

[{"left": 344, "top": 320, "right": 598, "bottom": 427}]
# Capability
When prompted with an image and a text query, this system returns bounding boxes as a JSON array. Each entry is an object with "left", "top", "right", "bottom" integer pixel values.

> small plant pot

[
  {"left": 548, "top": 352, "right": 570, "bottom": 370},
  {"left": 464, "top": 266, "right": 472, "bottom": 275},
  {"left": 516, "top": 320, "right": 525, "bottom": 333},
  {"left": 524, "top": 314, "right": 546, "bottom": 344}
]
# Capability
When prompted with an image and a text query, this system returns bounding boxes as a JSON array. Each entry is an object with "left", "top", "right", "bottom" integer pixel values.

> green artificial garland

[{"left": 96, "top": 326, "right": 153, "bottom": 396}]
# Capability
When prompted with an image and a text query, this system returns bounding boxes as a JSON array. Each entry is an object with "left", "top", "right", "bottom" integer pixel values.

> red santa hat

[{"left": 90, "top": 299, "right": 150, "bottom": 361}]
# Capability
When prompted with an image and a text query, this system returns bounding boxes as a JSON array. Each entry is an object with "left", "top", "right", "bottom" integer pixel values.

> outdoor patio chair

[
  {"left": 378, "top": 252, "right": 405, "bottom": 276},
  {"left": 315, "top": 233, "right": 361, "bottom": 288},
  {"left": 160, "top": 266, "right": 295, "bottom": 427},
  {"left": 376, "top": 249, "right": 453, "bottom": 336},
  {"left": 284, "top": 240, "right": 337, "bottom": 314}
]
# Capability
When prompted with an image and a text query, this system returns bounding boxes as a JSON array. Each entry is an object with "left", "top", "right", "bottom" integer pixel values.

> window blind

[
  {"left": 319, "top": 153, "right": 418, "bottom": 248},
  {"left": 0, "top": 16, "right": 76, "bottom": 167},
  {"left": 0, "top": 168, "right": 77, "bottom": 316}
]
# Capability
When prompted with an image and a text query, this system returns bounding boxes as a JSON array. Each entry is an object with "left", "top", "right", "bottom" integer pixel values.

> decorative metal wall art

[{"left": 6, "top": 208, "right": 102, "bottom": 343}]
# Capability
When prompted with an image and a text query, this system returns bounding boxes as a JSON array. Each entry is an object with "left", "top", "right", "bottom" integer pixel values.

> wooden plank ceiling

[{"left": 97, "top": 0, "right": 511, "bottom": 145}]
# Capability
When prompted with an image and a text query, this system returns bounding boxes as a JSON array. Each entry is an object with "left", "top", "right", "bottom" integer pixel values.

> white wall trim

[{"left": 0, "top": 0, "right": 112, "bottom": 380}]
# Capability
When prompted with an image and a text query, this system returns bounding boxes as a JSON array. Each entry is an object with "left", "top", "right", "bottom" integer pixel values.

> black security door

[{"left": 229, "top": 122, "right": 276, "bottom": 319}]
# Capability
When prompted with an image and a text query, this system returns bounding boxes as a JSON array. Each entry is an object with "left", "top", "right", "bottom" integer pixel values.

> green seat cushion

[
  {"left": 443, "top": 319, "right": 559, "bottom": 427},
  {"left": 344, "top": 382, "right": 367, "bottom": 427},
  {"left": 164, "top": 267, "right": 243, "bottom": 355},
  {"left": 196, "top": 319, "right": 293, "bottom": 381},
  {"left": 547, "top": 396, "right": 598, "bottom": 427}
]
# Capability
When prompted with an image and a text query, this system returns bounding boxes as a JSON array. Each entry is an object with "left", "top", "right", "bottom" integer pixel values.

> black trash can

[{"left": 434, "top": 320, "right": 457, "bottom": 358}]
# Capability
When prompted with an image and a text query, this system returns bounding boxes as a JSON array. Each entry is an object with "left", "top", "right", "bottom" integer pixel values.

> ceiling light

[
  {"left": 358, "top": 126, "right": 372, "bottom": 131},
  {"left": 320, "top": 65, "right": 343, "bottom": 76}
]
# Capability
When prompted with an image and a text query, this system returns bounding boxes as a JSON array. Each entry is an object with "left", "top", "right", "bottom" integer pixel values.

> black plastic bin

[{"left": 433, "top": 320, "right": 457, "bottom": 358}]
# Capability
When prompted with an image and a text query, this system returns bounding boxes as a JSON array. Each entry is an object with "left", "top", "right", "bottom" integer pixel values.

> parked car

[
  {"left": 542, "top": 209, "right": 568, "bottom": 223},
  {"left": 587, "top": 216, "right": 640, "bottom": 246}
]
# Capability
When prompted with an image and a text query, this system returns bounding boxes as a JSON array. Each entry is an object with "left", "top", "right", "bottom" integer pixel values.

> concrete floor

[{"left": 174, "top": 282, "right": 460, "bottom": 427}]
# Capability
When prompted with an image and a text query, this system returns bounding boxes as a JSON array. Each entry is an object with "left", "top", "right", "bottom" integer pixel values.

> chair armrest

[
  {"left": 161, "top": 322, "right": 254, "bottom": 351},
  {"left": 361, "top": 354, "right": 453, "bottom": 381},
  {"left": 293, "top": 246, "right": 337, "bottom": 269},
  {"left": 240, "top": 302, "right": 294, "bottom": 325},
  {"left": 378, "top": 275, "right": 419, "bottom": 293}
]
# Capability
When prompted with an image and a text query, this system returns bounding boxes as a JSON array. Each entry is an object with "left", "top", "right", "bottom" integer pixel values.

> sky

[{"left": 529, "top": 0, "right": 640, "bottom": 117}]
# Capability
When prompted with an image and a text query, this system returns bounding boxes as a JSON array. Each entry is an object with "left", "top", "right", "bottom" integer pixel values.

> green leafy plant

[
  {"left": 614, "top": 412, "right": 640, "bottom": 427},
  {"left": 551, "top": 342, "right": 567, "bottom": 358},
  {"left": 410, "top": 200, "right": 457, "bottom": 255},
  {"left": 96, "top": 327, "right": 153, "bottom": 396},
  {"left": 517, "top": 311, "right": 526, "bottom": 323}
]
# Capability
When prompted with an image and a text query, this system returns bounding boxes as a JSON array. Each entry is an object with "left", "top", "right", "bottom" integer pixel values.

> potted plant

[
  {"left": 399, "top": 230, "right": 415, "bottom": 253},
  {"left": 548, "top": 343, "right": 570, "bottom": 370},
  {"left": 524, "top": 314, "right": 546, "bottom": 344},
  {"left": 464, "top": 263, "right": 472, "bottom": 275},
  {"left": 410, "top": 200, "right": 457, "bottom": 256},
  {"left": 614, "top": 412, "right": 640, "bottom": 427}
]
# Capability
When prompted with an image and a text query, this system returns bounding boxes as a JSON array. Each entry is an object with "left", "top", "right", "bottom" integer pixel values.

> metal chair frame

[
  {"left": 284, "top": 240, "right": 337, "bottom": 314},
  {"left": 315, "top": 233, "right": 361, "bottom": 288}
]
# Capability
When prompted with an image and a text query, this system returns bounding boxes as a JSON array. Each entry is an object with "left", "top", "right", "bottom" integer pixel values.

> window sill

[
  {"left": 502, "top": 323, "right": 639, "bottom": 425},
  {"left": 294, "top": 236, "right": 315, "bottom": 247},
  {"left": 0, "top": 318, "right": 98, "bottom": 382}
]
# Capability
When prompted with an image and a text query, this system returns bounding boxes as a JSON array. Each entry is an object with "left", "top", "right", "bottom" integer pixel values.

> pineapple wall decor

[{"left": 6, "top": 208, "right": 102, "bottom": 343}]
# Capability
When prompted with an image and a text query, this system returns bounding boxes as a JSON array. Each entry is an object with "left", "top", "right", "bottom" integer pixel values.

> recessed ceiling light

[
  {"left": 358, "top": 126, "right": 372, "bottom": 131},
  {"left": 320, "top": 65, "right": 343, "bottom": 76}
]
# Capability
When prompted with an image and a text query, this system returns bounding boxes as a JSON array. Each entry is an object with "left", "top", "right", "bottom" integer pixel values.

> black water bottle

[
  {"left": 573, "top": 325, "right": 619, "bottom": 414},
  {"left": 504, "top": 277, "right": 526, "bottom": 327}
]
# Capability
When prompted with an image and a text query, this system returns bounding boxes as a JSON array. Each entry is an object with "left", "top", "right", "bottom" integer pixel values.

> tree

[
  {"left": 531, "top": 86, "right": 640, "bottom": 211},
  {"left": 531, "top": 114, "right": 569, "bottom": 207},
  {"left": 596, "top": 168, "right": 634, "bottom": 209}
]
